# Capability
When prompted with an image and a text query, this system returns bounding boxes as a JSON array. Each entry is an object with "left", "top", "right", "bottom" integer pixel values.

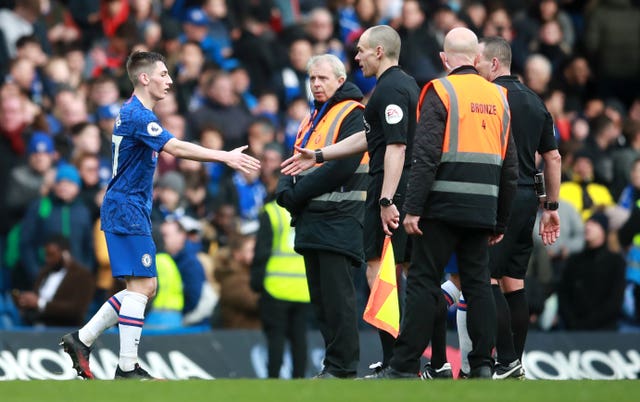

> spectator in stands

[
  {"left": 161, "top": 219, "right": 217, "bottom": 326},
  {"left": 6, "top": 57, "right": 38, "bottom": 103},
  {"left": 558, "top": 212, "right": 626, "bottom": 330},
  {"left": 157, "top": 114, "right": 187, "bottom": 174},
  {"left": 397, "top": 0, "right": 442, "bottom": 88},
  {"left": 559, "top": 151, "right": 615, "bottom": 221},
  {"left": 231, "top": 7, "right": 279, "bottom": 97},
  {"left": 0, "top": 0, "right": 41, "bottom": 62},
  {"left": 198, "top": 125, "right": 228, "bottom": 198},
  {"left": 173, "top": 40, "right": 205, "bottom": 116},
  {"left": 559, "top": 55, "right": 595, "bottom": 115},
  {"left": 19, "top": 164, "right": 94, "bottom": 288},
  {"left": 151, "top": 171, "right": 188, "bottom": 237},
  {"left": 281, "top": 97, "right": 309, "bottom": 156},
  {"left": 12, "top": 234, "right": 95, "bottom": 327},
  {"left": 305, "top": 7, "right": 344, "bottom": 59},
  {"left": 272, "top": 37, "right": 313, "bottom": 109},
  {"left": 217, "top": 156, "right": 267, "bottom": 235},
  {"left": 580, "top": 114, "right": 620, "bottom": 189},
  {"left": 524, "top": 54, "right": 553, "bottom": 96},
  {"left": 73, "top": 152, "right": 106, "bottom": 221},
  {"left": 230, "top": 64, "right": 260, "bottom": 114},
  {"left": 613, "top": 121, "right": 640, "bottom": 202},
  {"left": 5, "top": 133, "right": 57, "bottom": 230},
  {"left": 215, "top": 234, "right": 260, "bottom": 329},
  {"left": 189, "top": 70, "right": 253, "bottom": 150},
  {"left": 584, "top": 0, "right": 640, "bottom": 107},
  {"left": 69, "top": 122, "right": 103, "bottom": 163},
  {"left": 247, "top": 116, "right": 278, "bottom": 158}
]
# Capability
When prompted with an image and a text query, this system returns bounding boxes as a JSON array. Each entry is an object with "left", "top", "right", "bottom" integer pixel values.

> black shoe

[
  {"left": 458, "top": 370, "right": 470, "bottom": 379},
  {"left": 114, "top": 363, "right": 156, "bottom": 380},
  {"left": 421, "top": 362, "right": 453, "bottom": 379},
  {"left": 312, "top": 369, "right": 356, "bottom": 379},
  {"left": 60, "top": 331, "right": 94, "bottom": 379},
  {"left": 493, "top": 360, "right": 525, "bottom": 380},
  {"left": 361, "top": 366, "right": 418, "bottom": 380},
  {"left": 312, "top": 370, "right": 338, "bottom": 379},
  {"left": 469, "top": 365, "right": 493, "bottom": 379}
]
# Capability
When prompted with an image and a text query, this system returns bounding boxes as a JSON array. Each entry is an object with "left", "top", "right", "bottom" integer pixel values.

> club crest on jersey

[
  {"left": 385, "top": 104, "right": 403, "bottom": 124},
  {"left": 141, "top": 253, "right": 152, "bottom": 267},
  {"left": 115, "top": 115, "right": 121, "bottom": 128},
  {"left": 147, "top": 122, "right": 162, "bottom": 136}
]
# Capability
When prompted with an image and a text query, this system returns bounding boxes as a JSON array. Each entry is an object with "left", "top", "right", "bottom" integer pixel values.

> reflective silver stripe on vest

[
  {"left": 323, "top": 101, "right": 360, "bottom": 147},
  {"left": 268, "top": 202, "right": 285, "bottom": 251},
  {"left": 494, "top": 84, "right": 510, "bottom": 151},
  {"left": 312, "top": 190, "right": 367, "bottom": 202},
  {"left": 440, "top": 152, "right": 502, "bottom": 165},
  {"left": 265, "top": 203, "right": 299, "bottom": 258},
  {"left": 439, "top": 78, "right": 460, "bottom": 153},
  {"left": 266, "top": 272, "right": 307, "bottom": 278},
  {"left": 298, "top": 163, "right": 369, "bottom": 177},
  {"left": 432, "top": 180, "right": 499, "bottom": 197}
]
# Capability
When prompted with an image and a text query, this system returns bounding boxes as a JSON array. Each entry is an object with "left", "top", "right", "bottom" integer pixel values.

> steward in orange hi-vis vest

[
  {"left": 295, "top": 99, "right": 370, "bottom": 212},
  {"left": 412, "top": 73, "right": 515, "bottom": 230}
]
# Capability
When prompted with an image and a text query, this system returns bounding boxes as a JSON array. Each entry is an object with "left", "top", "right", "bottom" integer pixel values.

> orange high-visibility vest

[
  {"left": 417, "top": 74, "right": 511, "bottom": 228},
  {"left": 296, "top": 100, "right": 369, "bottom": 209}
]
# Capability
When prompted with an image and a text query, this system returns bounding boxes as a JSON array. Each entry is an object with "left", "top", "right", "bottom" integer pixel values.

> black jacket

[{"left": 276, "top": 82, "right": 367, "bottom": 264}]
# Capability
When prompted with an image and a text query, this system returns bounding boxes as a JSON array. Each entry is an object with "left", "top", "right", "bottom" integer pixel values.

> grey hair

[{"left": 307, "top": 54, "right": 346, "bottom": 79}]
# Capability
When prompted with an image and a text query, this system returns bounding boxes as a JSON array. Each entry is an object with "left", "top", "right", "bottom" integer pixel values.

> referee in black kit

[
  {"left": 281, "top": 25, "right": 419, "bottom": 371},
  {"left": 476, "top": 36, "right": 561, "bottom": 378}
]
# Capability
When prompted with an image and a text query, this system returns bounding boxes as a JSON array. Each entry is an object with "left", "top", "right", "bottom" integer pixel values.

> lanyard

[{"left": 299, "top": 102, "right": 329, "bottom": 149}]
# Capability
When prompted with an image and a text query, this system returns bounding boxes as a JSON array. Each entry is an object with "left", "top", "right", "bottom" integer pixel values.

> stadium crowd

[{"left": 0, "top": 0, "right": 639, "bottom": 335}]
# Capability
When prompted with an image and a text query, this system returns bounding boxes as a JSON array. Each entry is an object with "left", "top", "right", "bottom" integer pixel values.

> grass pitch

[{"left": 2, "top": 379, "right": 638, "bottom": 402}]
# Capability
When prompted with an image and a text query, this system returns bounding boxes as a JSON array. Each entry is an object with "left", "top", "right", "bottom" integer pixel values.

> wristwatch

[
  {"left": 543, "top": 201, "right": 559, "bottom": 211},
  {"left": 314, "top": 149, "right": 324, "bottom": 163},
  {"left": 379, "top": 197, "right": 394, "bottom": 207}
]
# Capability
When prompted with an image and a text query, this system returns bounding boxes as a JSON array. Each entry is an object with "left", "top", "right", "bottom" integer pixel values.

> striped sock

[
  {"left": 441, "top": 280, "right": 461, "bottom": 307},
  {"left": 79, "top": 290, "right": 127, "bottom": 346},
  {"left": 118, "top": 291, "right": 148, "bottom": 371}
]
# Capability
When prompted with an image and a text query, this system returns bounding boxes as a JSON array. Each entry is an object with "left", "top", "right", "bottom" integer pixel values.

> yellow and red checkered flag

[{"left": 363, "top": 236, "right": 400, "bottom": 337}]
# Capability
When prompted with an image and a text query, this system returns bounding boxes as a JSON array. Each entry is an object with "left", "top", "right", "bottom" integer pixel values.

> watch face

[{"left": 379, "top": 198, "right": 392, "bottom": 207}]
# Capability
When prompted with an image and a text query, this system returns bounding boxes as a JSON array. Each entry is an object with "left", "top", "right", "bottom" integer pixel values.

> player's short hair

[
  {"left": 126, "top": 51, "right": 166, "bottom": 86},
  {"left": 366, "top": 25, "right": 401, "bottom": 61},
  {"left": 480, "top": 36, "right": 512, "bottom": 69},
  {"left": 307, "top": 54, "right": 346, "bottom": 80}
]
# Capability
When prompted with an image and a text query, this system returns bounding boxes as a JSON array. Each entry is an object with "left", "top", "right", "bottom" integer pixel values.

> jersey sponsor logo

[
  {"left": 141, "top": 253, "right": 152, "bottom": 267},
  {"left": 147, "top": 122, "right": 163, "bottom": 136},
  {"left": 385, "top": 104, "right": 403, "bottom": 124}
]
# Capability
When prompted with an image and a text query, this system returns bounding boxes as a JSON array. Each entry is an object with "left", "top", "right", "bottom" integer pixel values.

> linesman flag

[{"left": 363, "top": 236, "right": 400, "bottom": 337}]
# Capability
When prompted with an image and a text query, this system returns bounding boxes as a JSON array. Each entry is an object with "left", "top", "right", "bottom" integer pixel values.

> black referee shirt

[
  {"left": 364, "top": 66, "right": 420, "bottom": 176},
  {"left": 493, "top": 75, "right": 558, "bottom": 186}
]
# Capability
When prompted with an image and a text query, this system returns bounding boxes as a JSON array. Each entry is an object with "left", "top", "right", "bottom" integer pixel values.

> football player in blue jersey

[{"left": 60, "top": 51, "right": 260, "bottom": 380}]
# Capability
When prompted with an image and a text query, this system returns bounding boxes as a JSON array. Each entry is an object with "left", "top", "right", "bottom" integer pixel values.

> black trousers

[
  {"left": 260, "top": 293, "right": 311, "bottom": 378},
  {"left": 303, "top": 249, "right": 359, "bottom": 377},
  {"left": 390, "top": 219, "right": 496, "bottom": 373}
]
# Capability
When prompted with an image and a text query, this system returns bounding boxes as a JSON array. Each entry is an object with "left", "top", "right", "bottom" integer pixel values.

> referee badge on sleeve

[{"left": 385, "top": 104, "right": 403, "bottom": 124}]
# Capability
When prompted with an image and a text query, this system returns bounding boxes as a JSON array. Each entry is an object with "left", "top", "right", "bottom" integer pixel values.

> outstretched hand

[
  {"left": 281, "top": 146, "right": 316, "bottom": 176},
  {"left": 225, "top": 145, "right": 261, "bottom": 174},
  {"left": 539, "top": 209, "right": 560, "bottom": 246}
]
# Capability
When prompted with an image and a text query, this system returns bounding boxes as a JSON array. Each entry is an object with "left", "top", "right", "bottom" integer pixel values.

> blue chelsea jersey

[{"left": 101, "top": 95, "right": 174, "bottom": 235}]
